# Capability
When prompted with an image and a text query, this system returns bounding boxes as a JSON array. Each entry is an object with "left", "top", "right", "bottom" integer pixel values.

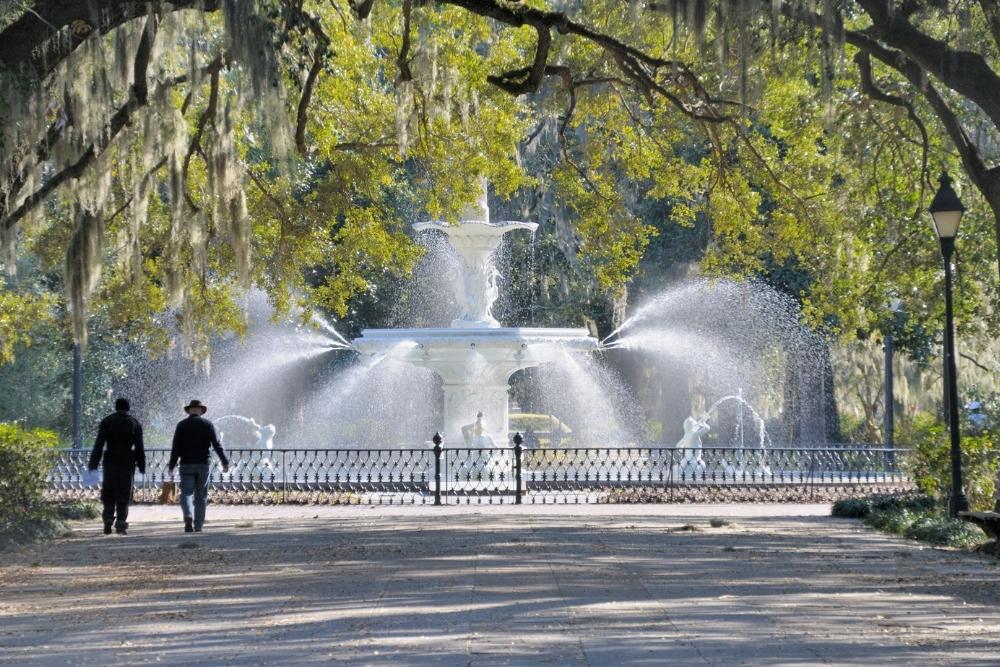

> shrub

[
  {"left": 905, "top": 515, "right": 986, "bottom": 547},
  {"left": 868, "top": 492, "right": 936, "bottom": 513},
  {"left": 832, "top": 493, "right": 989, "bottom": 549},
  {"left": 0, "top": 422, "right": 58, "bottom": 529},
  {"left": 832, "top": 492, "right": 935, "bottom": 519},
  {"left": 831, "top": 497, "right": 870, "bottom": 518},
  {"left": 54, "top": 500, "right": 100, "bottom": 521},
  {"left": 900, "top": 412, "right": 998, "bottom": 511}
]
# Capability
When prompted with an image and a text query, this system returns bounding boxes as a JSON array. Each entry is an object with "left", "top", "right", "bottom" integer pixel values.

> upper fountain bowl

[
  {"left": 412, "top": 220, "right": 539, "bottom": 275},
  {"left": 413, "top": 218, "right": 538, "bottom": 329}
]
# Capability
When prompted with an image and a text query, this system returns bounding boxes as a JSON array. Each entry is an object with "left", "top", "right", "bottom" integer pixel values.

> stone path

[{"left": 1, "top": 504, "right": 999, "bottom": 666}]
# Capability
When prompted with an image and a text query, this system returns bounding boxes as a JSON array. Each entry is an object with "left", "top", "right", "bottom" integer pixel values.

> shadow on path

[{"left": 1, "top": 512, "right": 998, "bottom": 665}]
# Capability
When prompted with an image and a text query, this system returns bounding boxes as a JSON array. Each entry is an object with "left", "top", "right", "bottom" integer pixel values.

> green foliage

[
  {"left": 0, "top": 422, "right": 58, "bottom": 529},
  {"left": 832, "top": 492, "right": 987, "bottom": 547},
  {"left": 832, "top": 492, "right": 937, "bottom": 519},
  {"left": 831, "top": 497, "right": 872, "bottom": 518},
  {"left": 905, "top": 515, "right": 987, "bottom": 548},
  {"left": 901, "top": 411, "right": 998, "bottom": 511},
  {"left": 53, "top": 500, "right": 100, "bottom": 521},
  {"left": 0, "top": 288, "right": 52, "bottom": 366}
]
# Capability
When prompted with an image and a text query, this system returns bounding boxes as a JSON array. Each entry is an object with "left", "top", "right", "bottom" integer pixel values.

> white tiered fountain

[{"left": 353, "top": 184, "right": 598, "bottom": 449}]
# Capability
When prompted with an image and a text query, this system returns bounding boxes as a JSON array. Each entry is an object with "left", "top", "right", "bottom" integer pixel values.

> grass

[{"left": 832, "top": 493, "right": 989, "bottom": 549}]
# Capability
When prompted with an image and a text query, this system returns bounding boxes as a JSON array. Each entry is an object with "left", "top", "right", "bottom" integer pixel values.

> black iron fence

[{"left": 47, "top": 444, "right": 913, "bottom": 505}]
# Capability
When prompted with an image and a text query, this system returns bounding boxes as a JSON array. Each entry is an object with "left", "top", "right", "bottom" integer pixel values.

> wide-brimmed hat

[{"left": 184, "top": 399, "right": 208, "bottom": 415}]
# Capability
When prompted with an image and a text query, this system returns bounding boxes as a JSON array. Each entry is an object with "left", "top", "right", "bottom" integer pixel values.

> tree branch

[
  {"left": 0, "top": 0, "right": 220, "bottom": 78},
  {"left": 853, "top": 50, "right": 930, "bottom": 213},
  {"left": 2, "top": 16, "right": 160, "bottom": 233},
  {"left": 397, "top": 0, "right": 414, "bottom": 83},
  {"left": 106, "top": 156, "right": 169, "bottom": 224},
  {"left": 856, "top": 0, "right": 1000, "bottom": 130},
  {"left": 292, "top": 7, "right": 331, "bottom": 156},
  {"left": 960, "top": 351, "right": 995, "bottom": 374},
  {"left": 182, "top": 66, "right": 221, "bottom": 211},
  {"left": 488, "top": 25, "right": 551, "bottom": 95}
]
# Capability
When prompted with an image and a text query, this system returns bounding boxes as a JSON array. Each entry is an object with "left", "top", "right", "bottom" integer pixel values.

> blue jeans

[{"left": 179, "top": 463, "right": 210, "bottom": 529}]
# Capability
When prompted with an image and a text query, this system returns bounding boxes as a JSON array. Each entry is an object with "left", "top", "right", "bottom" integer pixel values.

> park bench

[{"left": 958, "top": 511, "right": 1000, "bottom": 557}]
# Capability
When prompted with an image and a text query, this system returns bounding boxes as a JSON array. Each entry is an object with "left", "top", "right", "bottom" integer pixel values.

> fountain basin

[{"left": 354, "top": 327, "right": 597, "bottom": 444}]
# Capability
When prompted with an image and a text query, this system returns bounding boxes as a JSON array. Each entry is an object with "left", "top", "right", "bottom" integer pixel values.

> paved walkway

[{"left": 1, "top": 504, "right": 999, "bottom": 666}]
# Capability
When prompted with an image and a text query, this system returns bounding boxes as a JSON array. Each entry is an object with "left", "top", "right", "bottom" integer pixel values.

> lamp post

[
  {"left": 883, "top": 299, "right": 902, "bottom": 451},
  {"left": 928, "top": 172, "right": 969, "bottom": 517}
]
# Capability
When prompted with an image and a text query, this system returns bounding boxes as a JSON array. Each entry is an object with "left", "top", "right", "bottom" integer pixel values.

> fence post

[
  {"left": 282, "top": 449, "right": 287, "bottom": 503},
  {"left": 808, "top": 448, "right": 816, "bottom": 500},
  {"left": 513, "top": 432, "right": 523, "bottom": 504},
  {"left": 433, "top": 432, "right": 443, "bottom": 506},
  {"left": 668, "top": 448, "right": 675, "bottom": 502}
]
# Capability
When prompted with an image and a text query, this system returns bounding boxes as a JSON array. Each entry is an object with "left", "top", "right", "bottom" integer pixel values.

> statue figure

[
  {"left": 256, "top": 423, "right": 277, "bottom": 472},
  {"left": 257, "top": 423, "right": 276, "bottom": 451},
  {"left": 217, "top": 415, "right": 278, "bottom": 474},
  {"left": 674, "top": 416, "right": 710, "bottom": 478},
  {"left": 461, "top": 411, "right": 496, "bottom": 448}
]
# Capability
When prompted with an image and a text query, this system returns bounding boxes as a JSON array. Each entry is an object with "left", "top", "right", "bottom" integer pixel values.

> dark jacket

[
  {"left": 89, "top": 411, "right": 145, "bottom": 473},
  {"left": 169, "top": 414, "right": 229, "bottom": 468}
]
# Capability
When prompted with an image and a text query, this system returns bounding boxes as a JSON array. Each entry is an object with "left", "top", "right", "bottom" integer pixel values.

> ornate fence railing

[{"left": 47, "top": 444, "right": 913, "bottom": 505}]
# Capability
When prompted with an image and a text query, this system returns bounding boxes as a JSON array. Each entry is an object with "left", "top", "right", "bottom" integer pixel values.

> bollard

[
  {"left": 513, "top": 432, "right": 523, "bottom": 504},
  {"left": 432, "top": 432, "right": 443, "bottom": 506}
]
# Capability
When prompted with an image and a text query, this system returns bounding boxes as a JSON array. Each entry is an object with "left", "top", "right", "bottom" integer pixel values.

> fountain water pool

[{"left": 353, "top": 184, "right": 598, "bottom": 445}]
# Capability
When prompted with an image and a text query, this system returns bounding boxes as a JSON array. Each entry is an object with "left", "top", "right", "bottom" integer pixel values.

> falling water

[{"left": 601, "top": 277, "right": 829, "bottom": 443}]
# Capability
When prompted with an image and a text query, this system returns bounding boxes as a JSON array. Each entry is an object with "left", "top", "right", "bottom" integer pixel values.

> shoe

[
  {"left": 115, "top": 526, "right": 128, "bottom": 535},
  {"left": 103, "top": 522, "right": 113, "bottom": 535},
  {"left": 194, "top": 527, "right": 203, "bottom": 532},
  {"left": 184, "top": 519, "right": 194, "bottom": 533}
]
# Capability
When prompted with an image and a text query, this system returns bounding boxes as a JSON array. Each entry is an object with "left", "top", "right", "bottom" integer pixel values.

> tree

[{"left": 0, "top": 0, "right": 997, "bottom": 368}]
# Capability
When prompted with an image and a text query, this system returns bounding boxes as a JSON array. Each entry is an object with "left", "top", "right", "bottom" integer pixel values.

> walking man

[
  {"left": 168, "top": 400, "right": 229, "bottom": 533},
  {"left": 88, "top": 398, "right": 145, "bottom": 535}
]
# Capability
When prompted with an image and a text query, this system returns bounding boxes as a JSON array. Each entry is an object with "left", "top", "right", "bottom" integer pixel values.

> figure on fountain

[
  {"left": 461, "top": 411, "right": 497, "bottom": 448},
  {"left": 674, "top": 416, "right": 710, "bottom": 478}
]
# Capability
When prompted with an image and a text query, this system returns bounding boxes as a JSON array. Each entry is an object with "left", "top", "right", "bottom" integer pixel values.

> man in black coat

[
  {"left": 168, "top": 400, "right": 229, "bottom": 533},
  {"left": 88, "top": 398, "right": 145, "bottom": 535}
]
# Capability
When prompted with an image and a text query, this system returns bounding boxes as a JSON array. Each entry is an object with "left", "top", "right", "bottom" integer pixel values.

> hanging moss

[
  {"left": 396, "top": 79, "right": 415, "bottom": 156},
  {"left": 0, "top": 222, "right": 15, "bottom": 278},
  {"left": 64, "top": 208, "right": 104, "bottom": 347},
  {"left": 223, "top": 0, "right": 292, "bottom": 168}
]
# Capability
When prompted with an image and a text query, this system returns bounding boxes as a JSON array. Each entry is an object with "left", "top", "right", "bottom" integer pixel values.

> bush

[
  {"left": 831, "top": 497, "right": 871, "bottom": 518},
  {"left": 831, "top": 493, "right": 935, "bottom": 519},
  {"left": 832, "top": 492, "right": 989, "bottom": 549},
  {"left": 0, "top": 422, "right": 58, "bottom": 529},
  {"left": 905, "top": 515, "right": 986, "bottom": 547},
  {"left": 54, "top": 500, "right": 100, "bottom": 521},
  {"left": 900, "top": 412, "right": 998, "bottom": 511}
]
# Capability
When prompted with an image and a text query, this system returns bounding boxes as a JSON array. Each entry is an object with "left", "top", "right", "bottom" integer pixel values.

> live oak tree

[{"left": 0, "top": 0, "right": 997, "bottom": 365}]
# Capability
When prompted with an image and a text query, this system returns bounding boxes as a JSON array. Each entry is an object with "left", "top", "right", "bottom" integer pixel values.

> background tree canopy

[{"left": 0, "top": 0, "right": 997, "bottom": 373}]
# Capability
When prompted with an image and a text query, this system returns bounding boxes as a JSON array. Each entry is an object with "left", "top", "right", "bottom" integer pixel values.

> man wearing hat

[
  {"left": 88, "top": 398, "right": 145, "bottom": 535},
  {"left": 168, "top": 400, "right": 229, "bottom": 533}
]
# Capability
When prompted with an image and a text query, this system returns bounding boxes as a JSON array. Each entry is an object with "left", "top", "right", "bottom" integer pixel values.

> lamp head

[{"left": 928, "top": 172, "right": 965, "bottom": 240}]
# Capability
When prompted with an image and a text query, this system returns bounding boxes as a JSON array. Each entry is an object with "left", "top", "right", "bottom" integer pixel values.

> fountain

[{"left": 352, "top": 183, "right": 598, "bottom": 447}]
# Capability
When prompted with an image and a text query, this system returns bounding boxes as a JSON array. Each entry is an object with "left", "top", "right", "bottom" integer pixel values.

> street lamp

[
  {"left": 883, "top": 298, "right": 903, "bottom": 451},
  {"left": 928, "top": 172, "right": 969, "bottom": 517}
]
